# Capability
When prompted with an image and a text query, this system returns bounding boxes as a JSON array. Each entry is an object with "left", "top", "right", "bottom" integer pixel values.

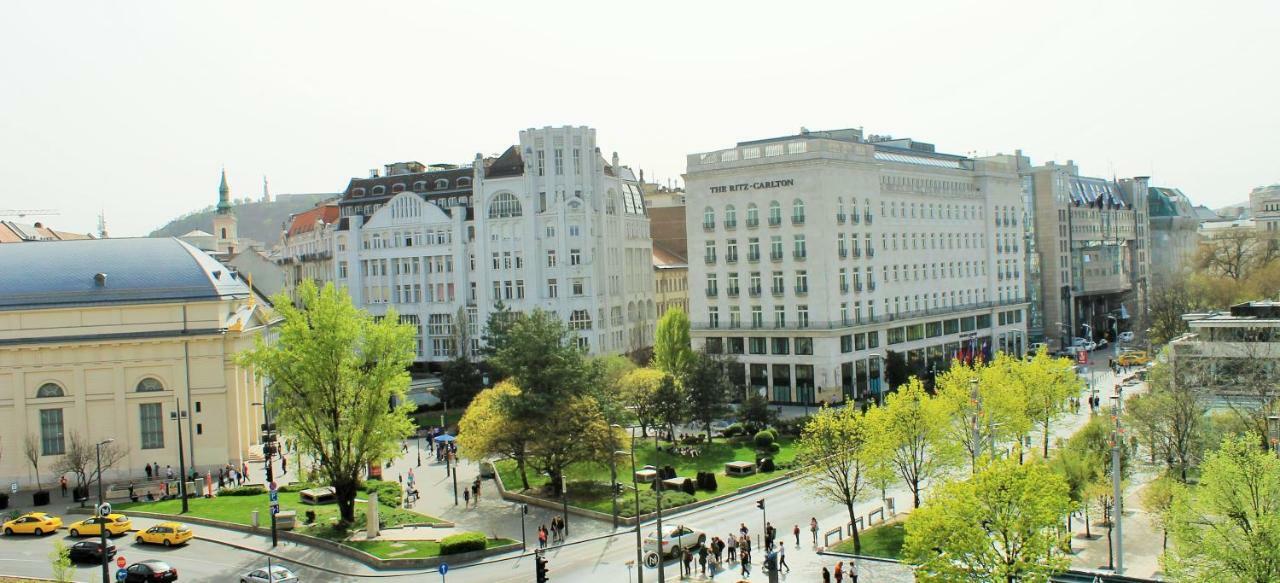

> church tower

[{"left": 213, "top": 168, "right": 239, "bottom": 255}]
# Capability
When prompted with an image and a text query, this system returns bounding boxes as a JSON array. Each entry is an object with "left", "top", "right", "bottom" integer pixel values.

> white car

[
  {"left": 1072, "top": 338, "right": 1096, "bottom": 352},
  {"left": 643, "top": 525, "right": 707, "bottom": 560},
  {"left": 1118, "top": 331, "right": 1135, "bottom": 343},
  {"left": 240, "top": 565, "right": 298, "bottom": 583}
]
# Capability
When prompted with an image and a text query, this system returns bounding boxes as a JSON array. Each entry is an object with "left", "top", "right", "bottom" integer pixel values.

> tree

[
  {"left": 1127, "top": 362, "right": 1208, "bottom": 481},
  {"left": 738, "top": 391, "right": 775, "bottom": 431},
  {"left": 1166, "top": 433, "right": 1280, "bottom": 583},
  {"left": 1017, "top": 350, "right": 1082, "bottom": 458},
  {"left": 618, "top": 368, "right": 667, "bottom": 437},
  {"left": 651, "top": 374, "right": 688, "bottom": 441},
  {"left": 24, "top": 433, "right": 43, "bottom": 491},
  {"left": 526, "top": 396, "right": 617, "bottom": 494},
  {"left": 652, "top": 307, "right": 694, "bottom": 381},
  {"left": 797, "top": 405, "right": 873, "bottom": 553},
  {"left": 903, "top": 457, "right": 1073, "bottom": 583},
  {"left": 1048, "top": 446, "right": 1097, "bottom": 538},
  {"left": 439, "top": 355, "right": 483, "bottom": 412},
  {"left": 479, "top": 300, "right": 517, "bottom": 360},
  {"left": 1086, "top": 478, "right": 1125, "bottom": 569},
  {"left": 457, "top": 381, "right": 532, "bottom": 489},
  {"left": 238, "top": 280, "right": 416, "bottom": 523},
  {"left": 53, "top": 433, "right": 126, "bottom": 492},
  {"left": 48, "top": 540, "right": 74, "bottom": 583},
  {"left": 883, "top": 350, "right": 910, "bottom": 393},
  {"left": 591, "top": 353, "right": 637, "bottom": 426},
  {"left": 684, "top": 352, "right": 734, "bottom": 441},
  {"left": 867, "top": 378, "right": 960, "bottom": 508},
  {"left": 935, "top": 355, "right": 1031, "bottom": 474},
  {"left": 1141, "top": 476, "right": 1179, "bottom": 552},
  {"left": 1196, "top": 228, "right": 1274, "bottom": 281}
]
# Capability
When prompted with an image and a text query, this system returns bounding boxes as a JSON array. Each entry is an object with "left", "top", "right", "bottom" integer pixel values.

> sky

[{"left": 1, "top": 0, "right": 1277, "bottom": 237}]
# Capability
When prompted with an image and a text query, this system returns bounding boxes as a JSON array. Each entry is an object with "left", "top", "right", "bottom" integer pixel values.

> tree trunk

[
  {"left": 1084, "top": 506, "right": 1091, "bottom": 538},
  {"left": 846, "top": 501, "right": 861, "bottom": 553},
  {"left": 1042, "top": 427, "right": 1050, "bottom": 459},
  {"left": 517, "top": 457, "right": 530, "bottom": 490},
  {"left": 333, "top": 478, "right": 359, "bottom": 524},
  {"left": 705, "top": 422, "right": 713, "bottom": 444},
  {"left": 911, "top": 478, "right": 921, "bottom": 508}
]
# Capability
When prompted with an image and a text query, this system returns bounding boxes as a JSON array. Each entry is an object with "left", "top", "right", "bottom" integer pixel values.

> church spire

[{"left": 217, "top": 168, "right": 232, "bottom": 214}]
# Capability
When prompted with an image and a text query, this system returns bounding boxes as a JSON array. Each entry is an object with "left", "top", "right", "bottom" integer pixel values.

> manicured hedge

[
  {"left": 220, "top": 485, "right": 266, "bottom": 496},
  {"left": 440, "top": 531, "right": 487, "bottom": 555},
  {"left": 363, "top": 480, "right": 403, "bottom": 508}
]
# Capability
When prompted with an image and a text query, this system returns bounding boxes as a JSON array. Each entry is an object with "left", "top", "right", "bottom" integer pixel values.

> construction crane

[{"left": 0, "top": 209, "right": 60, "bottom": 219}]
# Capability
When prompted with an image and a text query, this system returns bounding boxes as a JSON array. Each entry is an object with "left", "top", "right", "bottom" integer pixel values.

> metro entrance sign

[
  {"left": 116, "top": 556, "right": 126, "bottom": 568},
  {"left": 1077, "top": 350, "right": 1089, "bottom": 365}
]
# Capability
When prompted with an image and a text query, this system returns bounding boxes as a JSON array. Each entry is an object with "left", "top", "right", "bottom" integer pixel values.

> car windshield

[{"left": 272, "top": 569, "right": 295, "bottom": 580}]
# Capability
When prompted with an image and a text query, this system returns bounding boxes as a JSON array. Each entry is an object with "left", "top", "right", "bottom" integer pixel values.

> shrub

[
  {"left": 769, "top": 442, "right": 782, "bottom": 453},
  {"left": 753, "top": 430, "right": 775, "bottom": 450},
  {"left": 304, "top": 510, "right": 316, "bottom": 524},
  {"left": 760, "top": 458, "right": 776, "bottom": 472},
  {"left": 764, "top": 427, "right": 779, "bottom": 441},
  {"left": 439, "top": 532, "right": 487, "bottom": 555},
  {"left": 220, "top": 485, "right": 266, "bottom": 496},
  {"left": 627, "top": 490, "right": 697, "bottom": 516},
  {"left": 723, "top": 423, "right": 745, "bottom": 437},
  {"left": 362, "top": 480, "right": 403, "bottom": 508},
  {"left": 704, "top": 473, "right": 718, "bottom": 491},
  {"left": 662, "top": 466, "right": 677, "bottom": 480},
  {"left": 279, "top": 482, "right": 317, "bottom": 493},
  {"left": 680, "top": 478, "right": 696, "bottom": 496}
]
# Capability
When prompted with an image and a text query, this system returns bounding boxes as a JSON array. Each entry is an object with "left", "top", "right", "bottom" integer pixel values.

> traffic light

[
  {"left": 535, "top": 553, "right": 550, "bottom": 582},
  {"left": 756, "top": 498, "right": 766, "bottom": 510}
]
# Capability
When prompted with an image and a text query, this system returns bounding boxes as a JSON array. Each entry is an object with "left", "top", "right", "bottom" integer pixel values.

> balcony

[
  {"left": 852, "top": 248, "right": 861, "bottom": 258},
  {"left": 768, "top": 216, "right": 782, "bottom": 227},
  {"left": 771, "top": 287, "right": 785, "bottom": 297},
  {"left": 702, "top": 221, "right": 715, "bottom": 231},
  {"left": 869, "top": 281, "right": 877, "bottom": 291},
  {"left": 839, "top": 249, "right": 848, "bottom": 258},
  {"left": 795, "top": 286, "right": 808, "bottom": 296},
  {"left": 837, "top": 213, "right": 847, "bottom": 224},
  {"left": 747, "top": 218, "right": 759, "bottom": 228},
  {"left": 793, "top": 250, "right": 807, "bottom": 260},
  {"left": 724, "top": 220, "right": 737, "bottom": 230},
  {"left": 748, "top": 252, "right": 760, "bottom": 262},
  {"left": 749, "top": 287, "right": 762, "bottom": 297},
  {"left": 705, "top": 256, "right": 717, "bottom": 265},
  {"left": 792, "top": 215, "right": 805, "bottom": 225},
  {"left": 726, "top": 253, "right": 738, "bottom": 264},
  {"left": 727, "top": 288, "right": 740, "bottom": 297},
  {"left": 864, "top": 212, "right": 874, "bottom": 224},
  {"left": 851, "top": 213, "right": 861, "bottom": 224},
  {"left": 840, "top": 284, "right": 849, "bottom": 293},
  {"left": 687, "top": 297, "right": 1031, "bottom": 331},
  {"left": 770, "top": 251, "right": 784, "bottom": 261},
  {"left": 705, "top": 288, "right": 718, "bottom": 298},
  {"left": 855, "top": 283, "right": 863, "bottom": 292},
  {"left": 867, "top": 247, "right": 876, "bottom": 258}
]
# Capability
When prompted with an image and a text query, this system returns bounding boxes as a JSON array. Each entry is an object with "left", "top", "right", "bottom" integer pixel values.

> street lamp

[
  {"left": 1109, "top": 394, "right": 1125, "bottom": 575},
  {"left": 168, "top": 399, "right": 189, "bottom": 514},
  {"left": 95, "top": 438, "right": 114, "bottom": 583},
  {"left": 652, "top": 430, "right": 666, "bottom": 583},
  {"left": 614, "top": 425, "right": 644, "bottom": 583},
  {"left": 251, "top": 400, "right": 279, "bottom": 548}
]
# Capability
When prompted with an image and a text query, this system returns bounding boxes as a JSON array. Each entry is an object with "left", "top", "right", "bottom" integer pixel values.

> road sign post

[
  {"left": 438, "top": 562, "right": 449, "bottom": 582},
  {"left": 115, "top": 569, "right": 126, "bottom": 582},
  {"left": 115, "top": 557, "right": 125, "bottom": 569}
]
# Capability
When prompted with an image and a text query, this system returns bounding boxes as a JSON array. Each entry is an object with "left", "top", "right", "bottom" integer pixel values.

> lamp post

[
  {"left": 416, "top": 428, "right": 422, "bottom": 467},
  {"left": 95, "top": 438, "right": 114, "bottom": 583},
  {"left": 652, "top": 430, "right": 665, "bottom": 583},
  {"left": 970, "top": 377, "right": 982, "bottom": 473},
  {"left": 1110, "top": 394, "right": 1124, "bottom": 574},
  {"left": 618, "top": 426, "right": 643, "bottom": 583},
  {"left": 251, "top": 400, "right": 278, "bottom": 548},
  {"left": 169, "top": 399, "right": 189, "bottom": 514}
]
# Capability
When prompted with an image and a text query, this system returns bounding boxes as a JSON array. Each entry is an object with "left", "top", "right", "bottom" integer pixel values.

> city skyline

[{"left": 2, "top": 0, "right": 1277, "bottom": 236}]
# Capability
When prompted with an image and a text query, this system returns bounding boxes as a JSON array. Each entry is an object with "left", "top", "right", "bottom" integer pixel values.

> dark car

[
  {"left": 68, "top": 540, "right": 117, "bottom": 564},
  {"left": 125, "top": 560, "right": 178, "bottom": 582}
]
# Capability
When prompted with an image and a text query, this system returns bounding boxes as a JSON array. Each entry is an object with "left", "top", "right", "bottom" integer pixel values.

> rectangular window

[
  {"left": 855, "top": 333, "right": 867, "bottom": 351},
  {"left": 39, "top": 409, "right": 65, "bottom": 455},
  {"left": 727, "top": 337, "right": 745, "bottom": 354},
  {"left": 795, "top": 337, "right": 814, "bottom": 355},
  {"left": 977, "top": 314, "right": 992, "bottom": 329},
  {"left": 868, "top": 331, "right": 879, "bottom": 348},
  {"left": 749, "top": 337, "right": 767, "bottom": 354},
  {"left": 572, "top": 279, "right": 584, "bottom": 296},
  {"left": 547, "top": 279, "right": 558, "bottom": 298},
  {"left": 887, "top": 327, "right": 906, "bottom": 345},
  {"left": 771, "top": 337, "right": 790, "bottom": 355},
  {"left": 944, "top": 319, "right": 960, "bottom": 335},
  {"left": 570, "top": 249, "right": 582, "bottom": 266},
  {"left": 751, "top": 306, "right": 764, "bottom": 328},
  {"left": 554, "top": 148, "right": 564, "bottom": 175},
  {"left": 140, "top": 403, "right": 164, "bottom": 450},
  {"left": 840, "top": 334, "right": 853, "bottom": 353}
]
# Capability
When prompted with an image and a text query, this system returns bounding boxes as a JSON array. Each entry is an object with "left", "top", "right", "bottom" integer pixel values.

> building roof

[
  {"left": 1147, "top": 187, "right": 1197, "bottom": 218},
  {"left": 0, "top": 237, "right": 251, "bottom": 311},
  {"left": 286, "top": 203, "right": 339, "bottom": 236},
  {"left": 0, "top": 221, "right": 94, "bottom": 244},
  {"left": 647, "top": 205, "right": 687, "bottom": 258},
  {"left": 484, "top": 145, "right": 524, "bottom": 178},
  {"left": 652, "top": 242, "right": 688, "bottom": 269}
]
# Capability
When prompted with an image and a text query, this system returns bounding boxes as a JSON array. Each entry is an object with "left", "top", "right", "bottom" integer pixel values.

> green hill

[{"left": 149, "top": 194, "right": 336, "bottom": 245}]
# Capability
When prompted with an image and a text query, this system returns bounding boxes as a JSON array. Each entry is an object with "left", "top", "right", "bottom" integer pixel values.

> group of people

[
  {"left": 462, "top": 477, "right": 482, "bottom": 507},
  {"left": 820, "top": 560, "right": 859, "bottom": 582},
  {"left": 536, "top": 515, "right": 568, "bottom": 548},
  {"left": 215, "top": 462, "right": 254, "bottom": 489}
]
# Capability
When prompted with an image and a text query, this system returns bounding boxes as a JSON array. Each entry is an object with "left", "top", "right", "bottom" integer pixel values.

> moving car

[
  {"left": 3, "top": 512, "right": 62, "bottom": 536},
  {"left": 68, "top": 513, "right": 132, "bottom": 537},
  {"left": 1118, "top": 351, "right": 1150, "bottom": 367},
  {"left": 124, "top": 560, "right": 178, "bottom": 583},
  {"left": 68, "top": 540, "right": 117, "bottom": 564},
  {"left": 240, "top": 565, "right": 299, "bottom": 583},
  {"left": 643, "top": 525, "right": 707, "bottom": 560},
  {"left": 1118, "top": 331, "right": 1135, "bottom": 343},
  {"left": 135, "top": 522, "right": 193, "bottom": 546},
  {"left": 1072, "top": 338, "right": 1097, "bottom": 352}
]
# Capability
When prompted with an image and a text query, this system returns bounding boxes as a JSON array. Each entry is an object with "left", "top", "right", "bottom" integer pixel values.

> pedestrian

[
  {"left": 682, "top": 547, "right": 693, "bottom": 575},
  {"left": 778, "top": 540, "right": 790, "bottom": 572},
  {"left": 537, "top": 525, "right": 548, "bottom": 549},
  {"left": 727, "top": 533, "right": 737, "bottom": 561},
  {"left": 834, "top": 560, "right": 844, "bottom": 583},
  {"left": 810, "top": 517, "right": 819, "bottom": 545},
  {"left": 463, "top": 488, "right": 470, "bottom": 507},
  {"left": 472, "top": 480, "right": 480, "bottom": 504},
  {"left": 766, "top": 521, "right": 776, "bottom": 549},
  {"left": 59, "top": 475, "right": 68, "bottom": 498},
  {"left": 740, "top": 547, "right": 751, "bottom": 576},
  {"left": 128, "top": 482, "right": 136, "bottom": 502},
  {"left": 709, "top": 550, "right": 720, "bottom": 579},
  {"left": 166, "top": 465, "right": 174, "bottom": 480},
  {"left": 698, "top": 543, "right": 708, "bottom": 575},
  {"left": 793, "top": 523, "right": 801, "bottom": 546},
  {"left": 850, "top": 557, "right": 859, "bottom": 583},
  {"left": 145, "top": 463, "right": 153, "bottom": 480},
  {"left": 281, "top": 454, "right": 287, "bottom": 474},
  {"left": 823, "top": 566, "right": 832, "bottom": 583}
]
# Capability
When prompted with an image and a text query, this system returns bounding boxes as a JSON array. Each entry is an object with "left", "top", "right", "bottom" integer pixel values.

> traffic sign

[
  {"left": 98, "top": 502, "right": 113, "bottom": 517},
  {"left": 116, "top": 568, "right": 127, "bottom": 582},
  {"left": 270, "top": 503, "right": 280, "bottom": 515},
  {"left": 269, "top": 481, "right": 277, "bottom": 492},
  {"left": 438, "top": 563, "right": 448, "bottom": 575},
  {"left": 116, "top": 556, "right": 126, "bottom": 568},
  {"left": 269, "top": 490, "right": 279, "bottom": 503}
]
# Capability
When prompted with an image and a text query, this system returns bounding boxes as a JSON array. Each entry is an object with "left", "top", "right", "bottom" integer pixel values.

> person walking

[
  {"left": 145, "top": 464, "right": 153, "bottom": 480},
  {"left": 834, "top": 560, "right": 844, "bottom": 583},
  {"left": 726, "top": 532, "right": 737, "bottom": 562},
  {"left": 537, "top": 524, "right": 548, "bottom": 549},
  {"left": 822, "top": 566, "right": 832, "bottom": 583},
  {"left": 165, "top": 465, "right": 174, "bottom": 480},
  {"left": 740, "top": 547, "right": 751, "bottom": 577},
  {"left": 810, "top": 517, "right": 819, "bottom": 545},
  {"left": 682, "top": 547, "right": 693, "bottom": 576},
  {"left": 59, "top": 475, "right": 68, "bottom": 498},
  {"left": 462, "top": 487, "right": 470, "bottom": 508},
  {"left": 793, "top": 523, "right": 801, "bottom": 546},
  {"left": 281, "top": 454, "right": 287, "bottom": 475},
  {"left": 849, "top": 557, "right": 859, "bottom": 583},
  {"left": 778, "top": 540, "right": 790, "bottom": 572},
  {"left": 698, "top": 542, "right": 708, "bottom": 575}
]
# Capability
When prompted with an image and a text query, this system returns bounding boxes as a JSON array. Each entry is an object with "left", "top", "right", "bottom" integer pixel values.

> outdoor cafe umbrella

[{"left": 433, "top": 434, "right": 456, "bottom": 443}]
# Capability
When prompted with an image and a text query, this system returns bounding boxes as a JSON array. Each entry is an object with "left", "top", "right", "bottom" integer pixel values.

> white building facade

[
  {"left": 327, "top": 126, "right": 655, "bottom": 366},
  {"left": 685, "top": 129, "right": 1029, "bottom": 405}
]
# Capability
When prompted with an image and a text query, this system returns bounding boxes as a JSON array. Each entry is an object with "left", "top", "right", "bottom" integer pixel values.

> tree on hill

[
  {"left": 238, "top": 280, "right": 416, "bottom": 523},
  {"left": 149, "top": 194, "right": 332, "bottom": 245}
]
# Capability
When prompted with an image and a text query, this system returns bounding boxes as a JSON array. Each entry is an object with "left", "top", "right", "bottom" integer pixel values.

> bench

[
  {"left": 724, "top": 461, "right": 756, "bottom": 477},
  {"left": 300, "top": 486, "right": 337, "bottom": 505}
]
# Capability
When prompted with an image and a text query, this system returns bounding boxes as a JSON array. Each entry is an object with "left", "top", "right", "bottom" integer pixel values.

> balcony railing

[
  {"left": 748, "top": 252, "right": 760, "bottom": 262},
  {"left": 747, "top": 218, "right": 759, "bottom": 228},
  {"left": 688, "top": 298, "right": 1030, "bottom": 331},
  {"left": 792, "top": 215, "right": 805, "bottom": 225},
  {"left": 771, "top": 251, "right": 784, "bottom": 261},
  {"left": 703, "top": 221, "right": 715, "bottom": 231},
  {"left": 793, "top": 250, "right": 807, "bottom": 260},
  {"left": 867, "top": 247, "right": 876, "bottom": 258},
  {"left": 726, "top": 253, "right": 738, "bottom": 264},
  {"left": 706, "top": 288, "right": 718, "bottom": 297},
  {"left": 837, "top": 213, "right": 847, "bottom": 224},
  {"left": 724, "top": 220, "right": 737, "bottom": 230},
  {"left": 795, "top": 286, "right": 808, "bottom": 295},
  {"left": 769, "top": 216, "right": 782, "bottom": 227},
  {"left": 771, "top": 287, "right": 785, "bottom": 296},
  {"left": 749, "top": 287, "right": 762, "bottom": 297},
  {"left": 864, "top": 212, "right": 874, "bottom": 224}
]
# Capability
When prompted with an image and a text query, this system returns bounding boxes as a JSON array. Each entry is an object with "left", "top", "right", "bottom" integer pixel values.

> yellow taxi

[
  {"left": 67, "top": 513, "right": 132, "bottom": 537},
  {"left": 1118, "top": 351, "right": 1150, "bottom": 367},
  {"left": 3, "top": 512, "right": 62, "bottom": 536},
  {"left": 135, "top": 522, "right": 193, "bottom": 547}
]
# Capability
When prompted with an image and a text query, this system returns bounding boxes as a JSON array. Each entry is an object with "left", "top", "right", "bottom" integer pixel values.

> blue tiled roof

[{"left": 0, "top": 237, "right": 250, "bottom": 311}]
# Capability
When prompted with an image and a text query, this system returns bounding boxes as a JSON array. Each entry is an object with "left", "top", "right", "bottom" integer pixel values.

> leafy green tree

[
  {"left": 1086, "top": 478, "right": 1125, "bottom": 569},
  {"left": 797, "top": 405, "right": 873, "bottom": 553},
  {"left": 49, "top": 540, "right": 74, "bottom": 583},
  {"left": 591, "top": 353, "right": 637, "bottom": 425},
  {"left": 867, "top": 378, "right": 961, "bottom": 508},
  {"left": 936, "top": 355, "right": 1031, "bottom": 474},
  {"left": 618, "top": 368, "right": 667, "bottom": 437},
  {"left": 458, "top": 381, "right": 532, "bottom": 488},
  {"left": 653, "top": 307, "right": 694, "bottom": 381},
  {"left": 1017, "top": 350, "right": 1082, "bottom": 458},
  {"left": 1049, "top": 446, "right": 1098, "bottom": 537},
  {"left": 903, "top": 457, "right": 1073, "bottom": 582},
  {"left": 1166, "top": 433, "right": 1280, "bottom": 583},
  {"left": 738, "top": 391, "right": 775, "bottom": 431},
  {"left": 1141, "top": 475, "right": 1179, "bottom": 552},
  {"left": 1127, "top": 362, "right": 1207, "bottom": 482},
  {"left": 651, "top": 374, "right": 688, "bottom": 441},
  {"left": 439, "top": 355, "right": 483, "bottom": 412},
  {"left": 527, "top": 396, "right": 618, "bottom": 494},
  {"left": 480, "top": 300, "right": 517, "bottom": 360},
  {"left": 684, "top": 351, "right": 734, "bottom": 441},
  {"left": 238, "top": 280, "right": 416, "bottom": 523}
]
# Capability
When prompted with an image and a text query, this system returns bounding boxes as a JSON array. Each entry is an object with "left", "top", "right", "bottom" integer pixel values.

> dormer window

[
  {"left": 372, "top": 185, "right": 386, "bottom": 195},
  {"left": 413, "top": 181, "right": 427, "bottom": 192},
  {"left": 391, "top": 183, "right": 405, "bottom": 193},
  {"left": 352, "top": 187, "right": 366, "bottom": 198},
  {"left": 457, "top": 177, "right": 472, "bottom": 187},
  {"left": 435, "top": 179, "right": 450, "bottom": 189}
]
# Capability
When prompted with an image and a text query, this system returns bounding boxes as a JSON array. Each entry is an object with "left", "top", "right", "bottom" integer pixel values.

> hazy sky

[{"left": 2, "top": 1, "right": 1276, "bottom": 237}]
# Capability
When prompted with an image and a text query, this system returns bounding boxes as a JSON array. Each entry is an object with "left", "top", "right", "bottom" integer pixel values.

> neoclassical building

[
  {"left": 316, "top": 126, "right": 656, "bottom": 366},
  {"left": 0, "top": 238, "right": 278, "bottom": 486}
]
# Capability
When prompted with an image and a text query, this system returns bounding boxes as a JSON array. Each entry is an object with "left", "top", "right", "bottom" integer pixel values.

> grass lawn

[
  {"left": 116, "top": 489, "right": 444, "bottom": 541},
  {"left": 346, "top": 537, "right": 518, "bottom": 560},
  {"left": 829, "top": 522, "right": 905, "bottom": 560},
  {"left": 412, "top": 408, "right": 464, "bottom": 431},
  {"left": 496, "top": 436, "right": 797, "bottom": 516}
]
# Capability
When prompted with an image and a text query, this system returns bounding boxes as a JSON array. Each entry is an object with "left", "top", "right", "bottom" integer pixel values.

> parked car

[
  {"left": 240, "top": 565, "right": 298, "bottom": 583},
  {"left": 68, "top": 540, "right": 117, "bottom": 564},
  {"left": 68, "top": 513, "right": 132, "bottom": 537},
  {"left": 643, "top": 525, "right": 707, "bottom": 560},
  {"left": 1118, "top": 351, "right": 1150, "bottom": 367},
  {"left": 1118, "top": 331, "right": 1135, "bottom": 343},
  {"left": 3, "top": 512, "right": 62, "bottom": 536},
  {"left": 124, "top": 560, "right": 178, "bottom": 583},
  {"left": 1072, "top": 337, "right": 1096, "bottom": 351},
  {"left": 136, "top": 522, "right": 193, "bottom": 546}
]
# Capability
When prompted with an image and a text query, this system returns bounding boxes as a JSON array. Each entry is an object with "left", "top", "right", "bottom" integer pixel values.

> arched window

[
  {"left": 792, "top": 199, "right": 805, "bottom": 224},
  {"left": 457, "top": 177, "right": 472, "bottom": 187},
  {"left": 352, "top": 187, "right": 366, "bottom": 198},
  {"left": 746, "top": 203, "right": 759, "bottom": 228},
  {"left": 702, "top": 206, "right": 715, "bottom": 230},
  {"left": 724, "top": 205, "right": 737, "bottom": 228},
  {"left": 488, "top": 192, "right": 522, "bottom": 219},
  {"left": 569, "top": 310, "right": 592, "bottom": 330},
  {"left": 435, "top": 179, "right": 450, "bottom": 189},
  {"left": 768, "top": 201, "right": 782, "bottom": 226},
  {"left": 36, "top": 383, "right": 64, "bottom": 398},
  {"left": 136, "top": 378, "right": 164, "bottom": 392},
  {"left": 413, "top": 181, "right": 426, "bottom": 192},
  {"left": 391, "top": 183, "right": 405, "bottom": 193},
  {"left": 372, "top": 185, "right": 386, "bottom": 195}
]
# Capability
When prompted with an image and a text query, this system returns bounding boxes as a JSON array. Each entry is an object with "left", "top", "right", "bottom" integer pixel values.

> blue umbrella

[{"left": 433, "top": 434, "right": 456, "bottom": 443}]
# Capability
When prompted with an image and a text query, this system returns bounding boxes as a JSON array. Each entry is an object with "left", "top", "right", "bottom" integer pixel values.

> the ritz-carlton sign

[{"left": 709, "top": 179, "right": 794, "bottom": 193}]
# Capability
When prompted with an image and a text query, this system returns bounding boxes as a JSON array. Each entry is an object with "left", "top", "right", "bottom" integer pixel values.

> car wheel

[
  {"left": 70, "top": 529, "right": 79, "bottom": 537},
  {"left": 163, "top": 539, "right": 171, "bottom": 547},
  {"left": 34, "top": 528, "right": 42, "bottom": 536},
  {"left": 136, "top": 536, "right": 144, "bottom": 544},
  {"left": 4, "top": 528, "right": 12, "bottom": 535}
]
